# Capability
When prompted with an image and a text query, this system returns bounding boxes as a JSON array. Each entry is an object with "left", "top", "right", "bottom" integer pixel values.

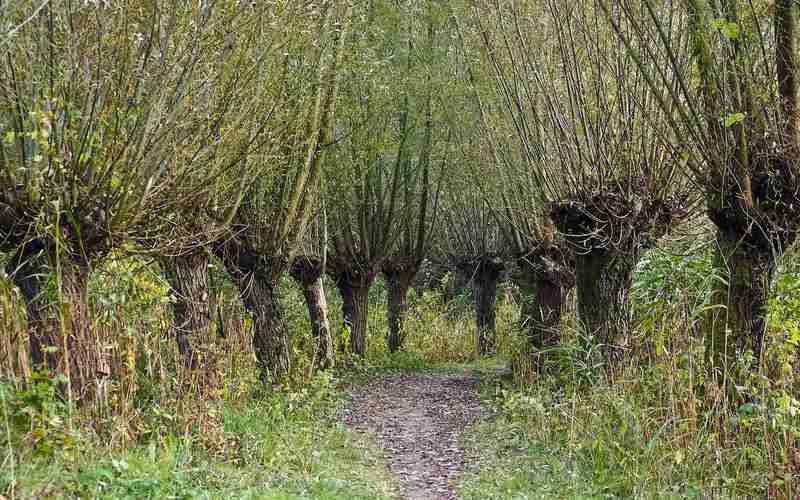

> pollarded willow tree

[
  {"left": 437, "top": 173, "right": 507, "bottom": 356},
  {"left": 325, "top": 115, "right": 404, "bottom": 357},
  {"left": 380, "top": 1, "right": 452, "bottom": 353},
  {"left": 326, "top": 0, "right": 439, "bottom": 357},
  {"left": 602, "top": 0, "right": 800, "bottom": 374},
  {"left": 325, "top": 145, "right": 404, "bottom": 357},
  {"left": 480, "top": 155, "right": 575, "bottom": 356},
  {"left": 213, "top": 1, "right": 349, "bottom": 380},
  {"left": 452, "top": 2, "right": 575, "bottom": 357},
  {"left": 0, "top": 0, "right": 268, "bottom": 398},
  {"left": 132, "top": 3, "right": 298, "bottom": 373},
  {"left": 470, "top": 0, "right": 689, "bottom": 359}
]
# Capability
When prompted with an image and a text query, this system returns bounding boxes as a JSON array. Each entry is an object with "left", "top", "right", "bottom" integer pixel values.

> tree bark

[
  {"left": 241, "top": 277, "right": 291, "bottom": 380},
  {"left": 5, "top": 244, "right": 52, "bottom": 369},
  {"left": 383, "top": 267, "right": 417, "bottom": 353},
  {"left": 7, "top": 243, "right": 107, "bottom": 401},
  {"left": 516, "top": 265, "right": 564, "bottom": 351},
  {"left": 335, "top": 273, "right": 374, "bottom": 356},
  {"left": 290, "top": 258, "right": 334, "bottom": 370},
  {"left": 303, "top": 277, "right": 334, "bottom": 369},
  {"left": 705, "top": 230, "right": 777, "bottom": 375},
  {"left": 475, "top": 257, "right": 504, "bottom": 357},
  {"left": 160, "top": 251, "right": 213, "bottom": 370},
  {"left": 575, "top": 249, "right": 636, "bottom": 360},
  {"left": 216, "top": 243, "right": 291, "bottom": 381}
]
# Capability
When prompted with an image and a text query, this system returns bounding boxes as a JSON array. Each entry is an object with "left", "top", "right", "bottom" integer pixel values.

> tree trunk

[
  {"left": 290, "top": 258, "right": 334, "bottom": 370},
  {"left": 6, "top": 244, "right": 52, "bottom": 369},
  {"left": 335, "top": 275, "right": 373, "bottom": 356},
  {"left": 57, "top": 257, "right": 106, "bottom": 402},
  {"left": 575, "top": 249, "right": 636, "bottom": 360},
  {"left": 705, "top": 230, "right": 777, "bottom": 375},
  {"left": 301, "top": 277, "right": 334, "bottom": 369},
  {"left": 516, "top": 265, "right": 564, "bottom": 351},
  {"left": 216, "top": 244, "right": 291, "bottom": 381},
  {"left": 160, "top": 251, "right": 213, "bottom": 370},
  {"left": 383, "top": 268, "right": 416, "bottom": 353},
  {"left": 8, "top": 246, "right": 106, "bottom": 401},
  {"left": 475, "top": 257, "right": 504, "bottom": 357},
  {"left": 241, "top": 277, "right": 291, "bottom": 380}
]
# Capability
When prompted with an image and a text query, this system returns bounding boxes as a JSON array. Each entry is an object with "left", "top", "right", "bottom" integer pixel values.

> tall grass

[
  {"left": 459, "top": 246, "right": 800, "bottom": 499},
  {"left": 0, "top": 255, "right": 398, "bottom": 498}
]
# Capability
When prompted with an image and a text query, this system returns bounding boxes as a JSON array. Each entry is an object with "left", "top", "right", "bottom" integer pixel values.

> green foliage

[
  {"left": 0, "top": 371, "right": 75, "bottom": 460},
  {"left": 5, "top": 372, "right": 396, "bottom": 499},
  {"left": 770, "top": 262, "right": 800, "bottom": 348},
  {"left": 462, "top": 252, "right": 800, "bottom": 499}
]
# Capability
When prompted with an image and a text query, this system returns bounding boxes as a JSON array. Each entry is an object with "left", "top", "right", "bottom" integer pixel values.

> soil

[{"left": 342, "top": 372, "right": 486, "bottom": 500}]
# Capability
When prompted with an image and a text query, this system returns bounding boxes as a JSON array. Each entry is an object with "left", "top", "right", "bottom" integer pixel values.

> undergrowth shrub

[{"left": 462, "top": 246, "right": 800, "bottom": 498}]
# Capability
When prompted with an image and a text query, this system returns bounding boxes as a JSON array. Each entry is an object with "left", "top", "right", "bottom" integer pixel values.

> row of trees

[
  {"left": 0, "top": 0, "right": 459, "bottom": 399},
  {"left": 2, "top": 0, "right": 799, "bottom": 399},
  {"left": 459, "top": 0, "right": 800, "bottom": 385}
]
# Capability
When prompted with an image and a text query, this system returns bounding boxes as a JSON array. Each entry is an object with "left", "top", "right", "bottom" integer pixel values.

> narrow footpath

[{"left": 342, "top": 372, "right": 486, "bottom": 500}]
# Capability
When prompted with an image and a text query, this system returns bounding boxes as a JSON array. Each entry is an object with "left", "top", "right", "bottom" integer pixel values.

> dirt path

[{"left": 342, "top": 372, "right": 485, "bottom": 500}]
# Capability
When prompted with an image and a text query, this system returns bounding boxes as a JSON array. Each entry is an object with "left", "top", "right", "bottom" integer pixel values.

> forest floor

[{"left": 342, "top": 371, "right": 490, "bottom": 500}]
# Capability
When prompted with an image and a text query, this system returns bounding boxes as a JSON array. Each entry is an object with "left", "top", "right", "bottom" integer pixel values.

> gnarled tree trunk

[
  {"left": 216, "top": 243, "right": 291, "bottom": 381},
  {"left": 290, "top": 257, "right": 334, "bottom": 370},
  {"left": 382, "top": 259, "right": 418, "bottom": 353},
  {"left": 705, "top": 228, "right": 780, "bottom": 375},
  {"left": 474, "top": 257, "right": 504, "bottom": 357},
  {"left": 334, "top": 271, "right": 375, "bottom": 356},
  {"left": 575, "top": 249, "right": 636, "bottom": 359},
  {"left": 242, "top": 278, "right": 291, "bottom": 380},
  {"left": 7, "top": 243, "right": 107, "bottom": 401},
  {"left": 160, "top": 251, "right": 214, "bottom": 371},
  {"left": 516, "top": 263, "right": 565, "bottom": 352}
]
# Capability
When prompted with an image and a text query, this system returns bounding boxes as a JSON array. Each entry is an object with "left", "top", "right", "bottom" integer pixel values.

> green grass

[
  {"left": 456, "top": 355, "right": 794, "bottom": 499},
  {"left": 2, "top": 373, "right": 397, "bottom": 499}
]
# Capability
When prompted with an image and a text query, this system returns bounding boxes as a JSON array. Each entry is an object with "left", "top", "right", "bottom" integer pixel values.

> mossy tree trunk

[
  {"left": 216, "top": 243, "right": 291, "bottom": 381},
  {"left": 475, "top": 257, "right": 504, "bottom": 357},
  {"left": 160, "top": 251, "right": 214, "bottom": 370},
  {"left": 686, "top": 0, "right": 799, "bottom": 380},
  {"left": 516, "top": 264, "right": 565, "bottom": 352},
  {"left": 575, "top": 249, "right": 636, "bottom": 359},
  {"left": 290, "top": 258, "right": 334, "bottom": 370},
  {"left": 704, "top": 228, "right": 779, "bottom": 375}
]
